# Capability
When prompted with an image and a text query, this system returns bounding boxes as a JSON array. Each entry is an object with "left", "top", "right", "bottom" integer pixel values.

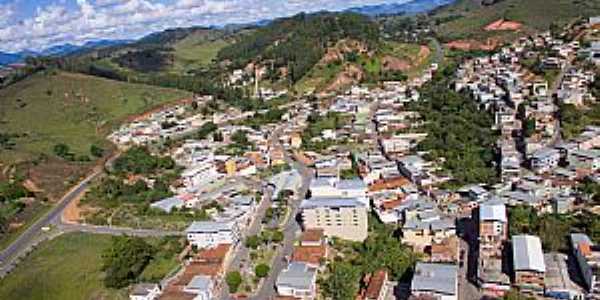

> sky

[{"left": 0, "top": 0, "right": 410, "bottom": 53}]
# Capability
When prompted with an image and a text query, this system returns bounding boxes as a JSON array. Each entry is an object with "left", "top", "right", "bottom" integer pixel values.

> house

[
  {"left": 300, "top": 198, "right": 368, "bottom": 242},
  {"left": 570, "top": 233, "right": 600, "bottom": 297},
  {"left": 478, "top": 201, "right": 508, "bottom": 258},
  {"left": 512, "top": 235, "right": 546, "bottom": 295},
  {"left": 309, "top": 177, "right": 369, "bottom": 208},
  {"left": 363, "top": 269, "right": 395, "bottom": 300},
  {"left": 530, "top": 148, "right": 560, "bottom": 174},
  {"left": 411, "top": 263, "right": 458, "bottom": 300},
  {"left": 183, "top": 275, "right": 214, "bottom": 300},
  {"left": 275, "top": 262, "right": 318, "bottom": 299},
  {"left": 477, "top": 257, "right": 511, "bottom": 298},
  {"left": 185, "top": 221, "right": 239, "bottom": 249},
  {"left": 402, "top": 209, "right": 456, "bottom": 251},
  {"left": 544, "top": 253, "right": 584, "bottom": 300},
  {"left": 129, "top": 283, "right": 161, "bottom": 300},
  {"left": 292, "top": 229, "right": 328, "bottom": 268},
  {"left": 430, "top": 236, "right": 459, "bottom": 263}
]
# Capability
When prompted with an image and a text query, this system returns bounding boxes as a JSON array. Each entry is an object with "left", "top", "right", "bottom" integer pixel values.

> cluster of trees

[
  {"left": 410, "top": 66, "right": 498, "bottom": 187},
  {"left": 0, "top": 180, "right": 30, "bottom": 234},
  {"left": 196, "top": 122, "right": 218, "bottom": 140},
  {"left": 102, "top": 236, "right": 156, "bottom": 288},
  {"left": 101, "top": 236, "right": 184, "bottom": 288},
  {"left": 52, "top": 143, "right": 104, "bottom": 162},
  {"left": 85, "top": 175, "right": 173, "bottom": 207},
  {"left": 321, "top": 218, "right": 418, "bottom": 300},
  {"left": 509, "top": 205, "right": 600, "bottom": 252},
  {"left": 244, "top": 229, "right": 284, "bottom": 249},
  {"left": 242, "top": 108, "right": 287, "bottom": 129},
  {"left": 218, "top": 12, "right": 380, "bottom": 83},
  {"left": 0, "top": 132, "right": 18, "bottom": 150},
  {"left": 112, "top": 147, "right": 175, "bottom": 175},
  {"left": 114, "top": 48, "right": 174, "bottom": 73},
  {"left": 301, "top": 111, "right": 349, "bottom": 152}
]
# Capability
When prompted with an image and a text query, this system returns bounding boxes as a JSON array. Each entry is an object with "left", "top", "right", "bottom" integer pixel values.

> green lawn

[
  {"left": 0, "top": 233, "right": 128, "bottom": 300},
  {"left": 0, "top": 71, "right": 191, "bottom": 163}
]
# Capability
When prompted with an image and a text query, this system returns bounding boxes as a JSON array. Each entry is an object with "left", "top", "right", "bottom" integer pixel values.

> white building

[
  {"left": 185, "top": 221, "right": 239, "bottom": 249},
  {"left": 183, "top": 275, "right": 214, "bottom": 300},
  {"left": 275, "top": 262, "right": 318, "bottom": 299},
  {"left": 411, "top": 263, "right": 458, "bottom": 300}
]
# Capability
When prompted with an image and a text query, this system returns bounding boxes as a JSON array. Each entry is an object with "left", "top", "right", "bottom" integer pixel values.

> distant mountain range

[
  {"left": 0, "top": 39, "right": 132, "bottom": 66},
  {"left": 0, "top": 0, "right": 455, "bottom": 66}
]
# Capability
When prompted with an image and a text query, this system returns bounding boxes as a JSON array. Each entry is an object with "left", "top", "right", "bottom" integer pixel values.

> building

[
  {"left": 275, "top": 262, "right": 318, "bottom": 299},
  {"left": 309, "top": 177, "right": 369, "bottom": 208},
  {"left": 185, "top": 221, "right": 239, "bottom": 249},
  {"left": 411, "top": 262, "right": 458, "bottom": 300},
  {"left": 129, "top": 283, "right": 161, "bottom": 300},
  {"left": 478, "top": 201, "right": 508, "bottom": 257},
  {"left": 477, "top": 257, "right": 511, "bottom": 298},
  {"left": 544, "top": 253, "right": 584, "bottom": 300},
  {"left": 292, "top": 229, "right": 328, "bottom": 268},
  {"left": 512, "top": 235, "right": 546, "bottom": 295},
  {"left": 363, "top": 269, "right": 395, "bottom": 300},
  {"left": 571, "top": 233, "right": 600, "bottom": 298},
  {"left": 300, "top": 198, "right": 368, "bottom": 242},
  {"left": 530, "top": 148, "right": 560, "bottom": 174},
  {"left": 402, "top": 210, "right": 456, "bottom": 251},
  {"left": 183, "top": 275, "right": 214, "bottom": 300}
]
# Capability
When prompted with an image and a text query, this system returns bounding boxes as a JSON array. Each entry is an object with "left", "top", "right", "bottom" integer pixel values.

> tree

[
  {"left": 226, "top": 271, "right": 242, "bottom": 293},
  {"left": 523, "top": 118, "right": 536, "bottom": 138},
  {"left": 322, "top": 261, "right": 360, "bottom": 300},
  {"left": 90, "top": 144, "right": 104, "bottom": 158},
  {"left": 53, "top": 143, "right": 70, "bottom": 158},
  {"left": 231, "top": 130, "right": 249, "bottom": 146},
  {"left": 255, "top": 263, "right": 270, "bottom": 278},
  {"left": 101, "top": 236, "right": 156, "bottom": 288},
  {"left": 245, "top": 235, "right": 261, "bottom": 249},
  {"left": 270, "top": 230, "right": 284, "bottom": 243}
]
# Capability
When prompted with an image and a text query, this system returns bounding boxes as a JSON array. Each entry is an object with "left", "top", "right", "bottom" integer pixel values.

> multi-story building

[
  {"left": 300, "top": 198, "right": 368, "bottom": 242},
  {"left": 478, "top": 201, "right": 508, "bottom": 257},
  {"left": 512, "top": 235, "right": 546, "bottom": 295},
  {"left": 185, "top": 221, "right": 239, "bottom": 249}
]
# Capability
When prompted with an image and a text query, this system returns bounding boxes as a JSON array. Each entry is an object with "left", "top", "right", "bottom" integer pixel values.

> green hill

[
  {"left": 434, "top": 0, "right": 600, "bottom": 41},
  {"left": 0, "top": 71, "right": 190, "bottom": 164}
]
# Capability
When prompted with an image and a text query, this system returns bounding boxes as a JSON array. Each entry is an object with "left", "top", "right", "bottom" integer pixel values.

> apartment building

[{"left": 300, "top": 198, "right": 368, "bottom": 242}]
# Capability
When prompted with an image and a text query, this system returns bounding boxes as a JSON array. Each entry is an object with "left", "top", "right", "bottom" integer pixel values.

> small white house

[
  {"left": 276, "top": 262, "right": 318, "bottom": 299},
  {"left": 129, "top": 283, "right": 161, "bottom": 300},
  {"left": 183, "top": 275, "right": 213, "bottom": 300},
  {"left": 185, "top": 221, "right": 239, "bottom": 249}
]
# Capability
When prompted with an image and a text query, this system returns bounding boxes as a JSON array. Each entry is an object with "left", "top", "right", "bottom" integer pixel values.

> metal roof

[
  {"left": 186, "top": 275, "right": 212, "bottom": 291},
  {"left": 411, "top": 263, "right": 458, "bottom": 295},
  {"left": 512, "top": 235, "right": 546, "bottom": 273},
  {"left": 276, "top": 262, "right": 316, "bottom": 290},
  {"left": 185, "top": 221, "right": 234, "bottom": 233},
  {"left": 300, "top": 197, "right": 366, "bottom": 209},
  {"left": 479, "top": 201, "right": 507, "bottom": 222}
]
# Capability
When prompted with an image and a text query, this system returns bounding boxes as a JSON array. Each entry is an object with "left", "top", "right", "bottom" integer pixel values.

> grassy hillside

[
  {"left": 435, "top": 0, "right": 600, "bottom": 41},
  {"left": 0, "top": 71, "right": 191, "bottom": 163},
  {"left": 0, "top": 233, "right": 128, "bottom": 300},
  {"left": 172, "top": 34, "right": 230, "bottom": 72}
]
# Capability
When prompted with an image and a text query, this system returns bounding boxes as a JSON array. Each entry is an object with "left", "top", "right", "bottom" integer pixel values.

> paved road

[
  {"left": 0, "top": 169, "right": 101, "bottom": 272},
  {"left": 0, "top": 153, "right": 122, "bottom": 275},
  {"left": 252, "top": 144, "right": 312, "bottom": 300}
]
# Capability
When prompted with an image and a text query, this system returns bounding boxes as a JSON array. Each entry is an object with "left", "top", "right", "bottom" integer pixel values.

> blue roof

[{"left": 337, "top": 178, "right": 367, "bottom": 190}]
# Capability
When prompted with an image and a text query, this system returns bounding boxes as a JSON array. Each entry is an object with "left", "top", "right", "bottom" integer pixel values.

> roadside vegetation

[{"left": 80, "top": 146, "right": 208, "bottom": 230}]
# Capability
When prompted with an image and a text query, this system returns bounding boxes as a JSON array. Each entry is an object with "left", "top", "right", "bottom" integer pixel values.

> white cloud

[{"left": 0, "top": 0, "right": 412, "bottom": 52}]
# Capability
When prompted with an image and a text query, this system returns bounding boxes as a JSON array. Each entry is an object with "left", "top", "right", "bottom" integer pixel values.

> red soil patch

[
  {"left": 445, "top": 38, "right": 500, "bottom": 51},
  {"left": 484, "top": 19, "right": 523, "bottom": 31},
  {"left": 382, "top": 56, "right": 411, "bottom": 71},
  {"left": 324, "top": 64, "right": 364, "bottom": 92}
]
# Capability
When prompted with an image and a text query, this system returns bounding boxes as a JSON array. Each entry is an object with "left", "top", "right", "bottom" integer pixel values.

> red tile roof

[
  {"left": 291, "top": 245, "right": 326, "bottom": 266},
  {"left": 364, "top": 270, "right": 388, "bottom": 300}
]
